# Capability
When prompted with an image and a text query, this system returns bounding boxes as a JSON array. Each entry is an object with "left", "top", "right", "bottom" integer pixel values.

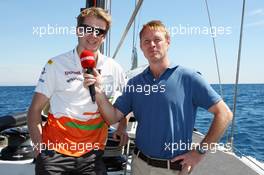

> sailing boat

[{"left": 0, "top": 0, "right": 264, "bottom": 174}]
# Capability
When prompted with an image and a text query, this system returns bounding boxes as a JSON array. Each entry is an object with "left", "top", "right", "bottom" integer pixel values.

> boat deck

[
  {"left": 0, "top": 132, "right": 263, "bottom": 175},
  {"left": 191, "top": 132, "right": 263, "bottom": 175}
]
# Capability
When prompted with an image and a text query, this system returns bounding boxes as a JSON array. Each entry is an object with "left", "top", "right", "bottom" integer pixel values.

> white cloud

[
  {"left": 247, "top": 20, "right": 264, "bottom": 27},
  {"left": 248, "top": 9, "right": 264, "bottom": 16}
]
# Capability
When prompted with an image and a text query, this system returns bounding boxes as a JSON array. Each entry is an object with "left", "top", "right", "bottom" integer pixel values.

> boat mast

[
  {"left": 85, "top": 0, "right": 105, "bottom": 8},
  {"left": 131, "top": 0, "right": 138, "bottom": 70}
]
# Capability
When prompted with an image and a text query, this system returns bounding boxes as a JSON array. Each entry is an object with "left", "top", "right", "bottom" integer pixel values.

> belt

[{"left": 134, "top": 147, "right": 182, "bottom": 171}]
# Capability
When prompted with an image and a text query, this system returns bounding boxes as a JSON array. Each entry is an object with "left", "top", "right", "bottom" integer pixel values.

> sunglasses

[{"left": 78, "top": 24, "right": 107, "bottom": 36}]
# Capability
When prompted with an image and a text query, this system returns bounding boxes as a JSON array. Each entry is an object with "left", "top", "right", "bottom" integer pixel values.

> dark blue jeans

[{"left": 35, "top": 149, "right": 107, "bottom": 175}]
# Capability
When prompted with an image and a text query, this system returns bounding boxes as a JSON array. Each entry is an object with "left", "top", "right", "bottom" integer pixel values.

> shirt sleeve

[
  {"left": 191, "top": 72, "right": 222, "bottom": 110},
  {"left": 113, "top": 79, "right": 133, "bottom": 117},
  {"left": 35, "top": 59, "right": 56, "bottom": 98}
]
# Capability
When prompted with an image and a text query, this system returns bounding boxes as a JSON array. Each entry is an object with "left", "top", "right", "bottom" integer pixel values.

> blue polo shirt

[{"left": 114, "top": 65, "right": 221, "bottom": 159}]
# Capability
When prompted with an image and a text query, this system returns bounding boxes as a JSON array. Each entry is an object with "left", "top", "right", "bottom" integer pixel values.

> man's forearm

[
  {"left": 201, "top": 113, "right": 231, "bottom": 146},
  {"left": 96, "top": 91, "right": 123, "bottom": 124},
  {"left": 27, "top": 93, "right": 49, "bottom": 155},
  {"left": 201, "top": 102, "right": 233, "bottom": 149},
  {"left": 27, "top": 109, "right": 43, "bottom": 153},
  {"left": 117, "top": 117, "right": 128, "bottom": 131}
]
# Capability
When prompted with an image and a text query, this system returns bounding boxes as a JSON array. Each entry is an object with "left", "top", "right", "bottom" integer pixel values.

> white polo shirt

[{"left": 35, "top": 48, "right": 126, "bottom": 121}]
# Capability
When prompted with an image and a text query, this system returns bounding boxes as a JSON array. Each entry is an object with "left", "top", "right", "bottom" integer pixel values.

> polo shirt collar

[
  {"left": 96, "top": 52, "right": 106, "bottom": 70},
  {"left": 168, "top": 62, "right": 178, "bottom": 69},
  {"left": 143, "top": 62, "right": 179, "bottom": 76}
]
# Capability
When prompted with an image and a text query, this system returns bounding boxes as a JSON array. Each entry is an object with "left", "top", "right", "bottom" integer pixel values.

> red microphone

[{"left": 80, "top": 50, "right": 96, "bottom": 103}]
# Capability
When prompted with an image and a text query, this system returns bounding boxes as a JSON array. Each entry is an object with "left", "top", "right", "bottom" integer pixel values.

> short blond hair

[
  {"left": 77, "top": 7, "right": 112, "bottom": 32},
  {"left": 139, "top": 20, "right": 170, "bottom": 40}
]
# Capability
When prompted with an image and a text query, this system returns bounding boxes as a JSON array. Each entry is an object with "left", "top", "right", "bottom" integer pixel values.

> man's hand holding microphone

[
  {"left": 81, "top": 49, "right": 128, "bottom": 146},
  {"left": 80, "top": 50, "right": 104, "bottom": 102}
]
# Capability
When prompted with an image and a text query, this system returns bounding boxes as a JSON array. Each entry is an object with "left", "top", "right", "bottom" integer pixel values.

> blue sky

[{"left": 0, "top": 0, "right": 263, "bottom": 85}]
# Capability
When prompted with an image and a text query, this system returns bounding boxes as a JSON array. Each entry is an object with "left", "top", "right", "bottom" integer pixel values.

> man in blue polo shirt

[{"left": 84, "top": 20, "right": 233, "bottom": 175}]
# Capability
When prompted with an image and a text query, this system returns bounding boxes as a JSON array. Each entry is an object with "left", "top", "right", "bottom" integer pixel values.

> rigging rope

[
  {"left": 229, "top": 0, "right": 246, "bottom": 151},
  {"left": 112, "top": 0, "right": 144, "bottom": 59},
  {"left": 203, "top": 0, "right": 230, "bottom": 144},
  {"left": 204, "top": 0, "right": 224, "bottom": 98},
  {"left": 232, "top": 146, "right": 264, "bottom": 171}
]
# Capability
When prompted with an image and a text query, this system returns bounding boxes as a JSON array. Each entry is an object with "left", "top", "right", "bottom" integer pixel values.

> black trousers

[{"left": 35, "top": 149, "right": 107, "bottom": 175}]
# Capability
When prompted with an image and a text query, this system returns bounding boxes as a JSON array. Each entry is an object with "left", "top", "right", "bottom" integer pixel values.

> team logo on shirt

[
  {"left": 65, "top": 71, "right": 81, "bottom": 75},
  {"left": 66, "top": 77, "right": 83, "bottom": 83},
  {"left": 65, "top": 70, "right": 83, "bottom": 83}
]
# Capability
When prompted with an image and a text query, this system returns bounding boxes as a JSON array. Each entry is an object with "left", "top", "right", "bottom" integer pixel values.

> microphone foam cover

[{"left": 80, "top": 50, "right": 95, "bottom": 68}]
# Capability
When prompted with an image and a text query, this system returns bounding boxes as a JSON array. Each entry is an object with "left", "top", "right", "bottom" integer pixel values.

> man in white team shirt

[{"left": 27, "top": 7, "right": 128, "bottom": 175}]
